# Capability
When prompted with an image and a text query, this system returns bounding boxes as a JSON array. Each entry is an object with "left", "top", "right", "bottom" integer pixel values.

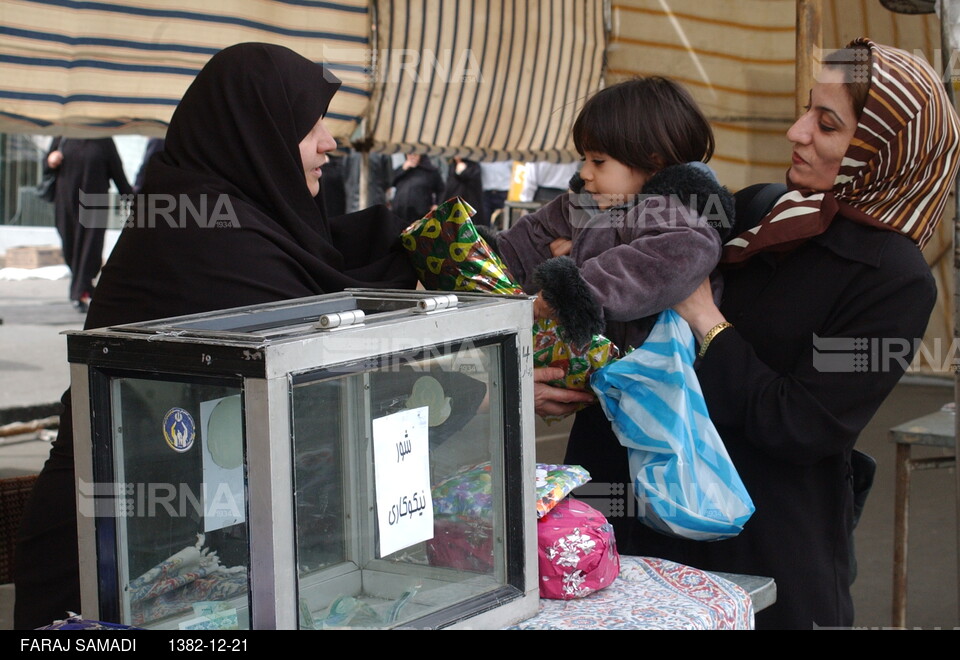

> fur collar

[
  {"left": 569, "top": 163, "right": 735, "bottom": 240},
  {"left": 641, "top": 164, "right": 736, "bottom": 241}
]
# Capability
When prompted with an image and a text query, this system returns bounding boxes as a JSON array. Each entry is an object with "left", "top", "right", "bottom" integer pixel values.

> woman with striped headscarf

[{"left": 642, "top": 38, "right": 960, "bottom": 629}]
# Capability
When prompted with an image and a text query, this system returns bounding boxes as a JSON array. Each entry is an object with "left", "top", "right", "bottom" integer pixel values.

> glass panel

[
  {"left": 108, "top": 376, "right": 250, "bottom": 630},
  {"left": 292, "top": 341, "right": 507, "bottom": 629}
]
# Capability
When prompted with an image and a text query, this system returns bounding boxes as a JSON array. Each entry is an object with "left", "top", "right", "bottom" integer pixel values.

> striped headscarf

[{"left": 724, "top": 38, "right": 960, "bottom": 263}]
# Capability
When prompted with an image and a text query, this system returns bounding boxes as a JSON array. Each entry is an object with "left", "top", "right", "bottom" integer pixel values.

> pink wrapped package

[{"left": 538, "top": 497, "right": 620, "bottom": 600}]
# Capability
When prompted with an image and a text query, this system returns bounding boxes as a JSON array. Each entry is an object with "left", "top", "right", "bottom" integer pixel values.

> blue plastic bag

[{"left": 590, "top": 310, "right": 754, "bottom": 541}]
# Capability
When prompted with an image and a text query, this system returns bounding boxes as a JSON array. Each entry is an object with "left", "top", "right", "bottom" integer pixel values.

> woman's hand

[
  {"left": 673, "top": 277, "right": 726, "bottom": 342},
  {"left": 549, "top": 237, "right": 572, "bottom": 257},
  {"left": 533, "top": 367, "right": 594, "bottom": 418},
  {"left": 47, "top": 150, "right": 63, "bottom": 169}
]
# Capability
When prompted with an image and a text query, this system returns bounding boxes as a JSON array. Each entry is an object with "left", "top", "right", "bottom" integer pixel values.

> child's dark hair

[{"left": 572, "top": 77, "right": 714, "bottom": 173}]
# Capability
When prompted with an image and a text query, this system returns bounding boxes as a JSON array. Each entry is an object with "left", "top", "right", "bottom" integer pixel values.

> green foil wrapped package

[{"left": 400, "top": 197, "right": 522, "bottom": 295}]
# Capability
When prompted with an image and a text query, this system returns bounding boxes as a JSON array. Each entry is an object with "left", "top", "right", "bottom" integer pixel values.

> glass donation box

[{"left": 67, "top": 289, "right": 539, "bottom": 630}]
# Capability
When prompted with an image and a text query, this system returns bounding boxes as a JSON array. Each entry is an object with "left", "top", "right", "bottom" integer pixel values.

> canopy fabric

[
  {"left": 607, "top": 0, "right": 942, "bottom": 191},
  {"left": 0, "top": 0, "right": 373, "bottom": 139},
  {"left": 0, "top": 0, "right": 605, "bottom": 162},
  {"left": 366, "top": 0, "right": 605, "bottom": 161},
  {"left": 0, "top": 0, "right": 943, "bottom": 160}
]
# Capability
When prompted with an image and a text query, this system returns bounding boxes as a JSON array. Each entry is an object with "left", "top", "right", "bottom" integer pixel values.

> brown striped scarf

[{"left": 724, "top": 38, "right": 960, "bottom": 263}]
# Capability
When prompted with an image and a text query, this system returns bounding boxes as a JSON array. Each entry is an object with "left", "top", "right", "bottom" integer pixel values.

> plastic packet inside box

[{"left": 67, "top": 289, "right": 539, "bottom": 630}]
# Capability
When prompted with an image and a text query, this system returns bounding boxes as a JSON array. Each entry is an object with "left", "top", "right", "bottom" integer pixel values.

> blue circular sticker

[{"left": 162, "top": 407, "right": 196, "bottom": 453}]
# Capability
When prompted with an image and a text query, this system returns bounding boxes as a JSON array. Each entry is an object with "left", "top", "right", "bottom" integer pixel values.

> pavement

[
  {"left": 0, "top": 268, "right": 957, "bottom": 629},
  {"left": 0, "top": 269, "right": 80, "bottom": 631},
  {"left": 0, "top": 268, "right": 80, "bottom": 422}
]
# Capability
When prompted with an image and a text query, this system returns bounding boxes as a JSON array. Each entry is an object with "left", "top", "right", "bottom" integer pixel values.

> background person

[
  {"left": 390, "top": 152, "right": 445, "bottom": 223},
  {"left": 320, "top": 151, "right": 348, "bottom": 218},
  {"left": 479, "top": 160, "right": 513, "bottom": 227},
  {"left": 44, "top": 137, "right": 132, "bottom": 312},
  {"left": 442, "top": 156, "right": 483, "bottom": 216},
  {"left": 517, "top": 160, "right": 580, "bottom": 203},
  {"left": 132, "top": 137, "right": 165, "bottom": 194},
  {"left": 344, "top": 148, "right": 393, "bottom": 212}
]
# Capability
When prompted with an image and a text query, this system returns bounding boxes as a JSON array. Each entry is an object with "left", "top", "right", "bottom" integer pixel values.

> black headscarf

[{"left": 87, "top": 42, "right": 415, "bottom": 330}]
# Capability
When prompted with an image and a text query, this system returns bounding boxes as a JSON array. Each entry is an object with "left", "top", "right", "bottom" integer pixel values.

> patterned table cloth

[{"left": 511, "top": 555, "right": 754, "bottom": 630}]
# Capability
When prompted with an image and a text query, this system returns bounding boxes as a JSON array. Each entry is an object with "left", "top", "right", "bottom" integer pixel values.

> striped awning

[
  {"left": 0, "top": 1, "right": 944, "bottom": 163},
  {"left": 0, "top": 0, "right": 605, "bottom": 162},
  {"left": 367, "top": 0, "right": 605, "bottom": 162},
  {"left": 0, "top": 0, "right": 373, "bottom": 140},
  {"left": 606, "top": 0, "right": 942, "bottom": 190}
]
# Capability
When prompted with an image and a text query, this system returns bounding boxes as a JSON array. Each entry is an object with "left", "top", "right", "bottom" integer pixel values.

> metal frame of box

[{"left": 68, "top": 289, "right": 539, "bottom": 630}]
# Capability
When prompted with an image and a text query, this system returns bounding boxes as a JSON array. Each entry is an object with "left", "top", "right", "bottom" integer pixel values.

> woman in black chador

[
  {"left": 391, "top": 152, "right": 445, "bottom": 222},
  {"left": 44, "top": 137, "right": 132, "bottom": 312},
  {"left": 14, "top": 42, "right": 416, "bottom": 630}
]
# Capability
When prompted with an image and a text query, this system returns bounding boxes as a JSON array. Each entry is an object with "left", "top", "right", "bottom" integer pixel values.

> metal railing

[{"left": 0, "top": 134, "right": 45, "bottom": 225}]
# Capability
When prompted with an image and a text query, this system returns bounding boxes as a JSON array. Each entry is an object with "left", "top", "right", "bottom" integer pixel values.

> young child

[
  {"left": 498, "top": 77, "right": 731, "bottom": 350},
  {"left": 494, "top": 76, "right": 734, "bottom": 547}
]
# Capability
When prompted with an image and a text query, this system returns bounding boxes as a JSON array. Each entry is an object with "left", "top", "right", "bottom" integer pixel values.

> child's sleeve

[
  {"left": 578, "top": 199, "right": 722, "bottom": 322},
  {"left": 495, "top": 195, "right": 574, "bottom": 291}
]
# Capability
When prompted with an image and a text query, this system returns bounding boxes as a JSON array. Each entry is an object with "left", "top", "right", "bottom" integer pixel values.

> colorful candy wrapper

[
  {"left": 400, "top": 197, "right": 522, "bottom": 295},
  {"left": 400, "top": 196, "right": 619, "bottom": 410},
  {"left": 426, "top": 462, "right": 592, "bottom": 572},
  {"left": 532, "top": 318, "right": 619, "bottom": 393},
  {"left": 429, "top": 461, "right": 592, "bottom": 520},
  {"left": 535, "top": 463, "right": 592, "bottom": 519}
]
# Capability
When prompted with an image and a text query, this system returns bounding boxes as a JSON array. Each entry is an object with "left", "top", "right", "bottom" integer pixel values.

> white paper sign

[
  {"left": 199, "top": 395, "right": 246, "bottom": 534},
  {"left": 373, "top": 406, "right": 433, "bottom": 557}
]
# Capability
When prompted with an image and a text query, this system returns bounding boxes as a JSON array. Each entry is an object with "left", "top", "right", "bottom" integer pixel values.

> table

[
  {"left": 510, "top": 555, "right": 774, "bottom": 630},
  {"left": 888, "top": 407, "right": 958, "bottom": 628}
]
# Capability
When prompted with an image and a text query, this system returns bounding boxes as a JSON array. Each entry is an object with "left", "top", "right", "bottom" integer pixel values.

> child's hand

[
  {"left": 533, "top": 295, "right": 557, "bottom": 321},
  {"left": 549, "top": 237, "right": 572, "bottom": 257}
]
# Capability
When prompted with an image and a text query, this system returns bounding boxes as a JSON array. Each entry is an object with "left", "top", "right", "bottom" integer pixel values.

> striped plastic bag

[{"left": 590, "top": 310, "right": 754, "bottom": 541}]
